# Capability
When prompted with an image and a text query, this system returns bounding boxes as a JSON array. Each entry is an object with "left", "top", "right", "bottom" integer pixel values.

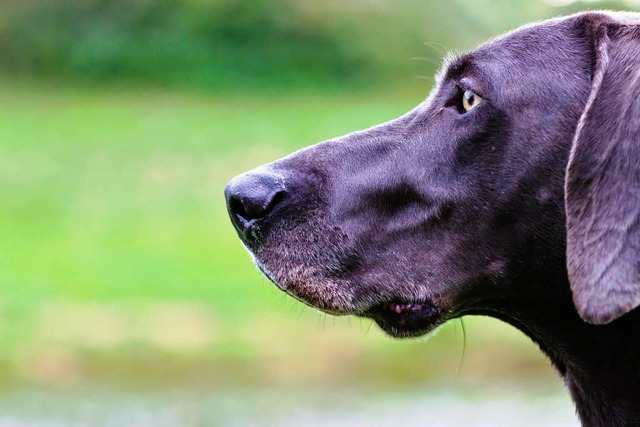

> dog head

[{"left": 225, "top": 11, "right": 640, "bottom": 337}]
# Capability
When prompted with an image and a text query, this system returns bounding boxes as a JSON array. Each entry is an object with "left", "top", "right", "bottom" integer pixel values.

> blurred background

[{"left": 1, "top": 0, "right": 638, "bottom": 425}]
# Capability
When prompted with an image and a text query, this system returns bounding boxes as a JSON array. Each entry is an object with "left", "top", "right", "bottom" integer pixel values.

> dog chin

[
  {"left": 363, "top": 300, "right": 445, "bottom": 338},
  {"left": 372, "top": 319, "right": 441, "bottom": 338}
]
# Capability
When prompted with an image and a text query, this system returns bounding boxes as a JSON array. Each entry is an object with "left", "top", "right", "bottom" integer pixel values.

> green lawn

[{"left": 0, "top": 82, "right": 559, "bottom": 390}]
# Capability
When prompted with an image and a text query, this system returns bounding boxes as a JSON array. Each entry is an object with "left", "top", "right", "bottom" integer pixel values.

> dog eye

[{"left": 462, "top": 90, "right": 482, "bottom": 112}]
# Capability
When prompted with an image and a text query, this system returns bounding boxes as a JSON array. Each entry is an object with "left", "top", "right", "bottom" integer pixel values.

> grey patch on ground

[{"left": 0, "top": 385, "right": 579, "bottom": 427}]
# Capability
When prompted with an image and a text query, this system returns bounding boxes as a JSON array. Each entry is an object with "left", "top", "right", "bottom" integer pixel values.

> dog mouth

[
  {"left": 364, "top": 300, "right": 444, "bottom": 338},
  {"left": 256, "top": 257, "right": 445, "bottom": 337},
  {"left": 250, "top": 244, "right": 445, "bottom": 338}
]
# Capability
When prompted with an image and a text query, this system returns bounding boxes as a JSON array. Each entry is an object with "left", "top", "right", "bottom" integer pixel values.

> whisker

[
  {"left": 422, "top": 41, "right": 447, "bottom": 56},
  {"left": 364, "top": 319, "right": 374, "bottom": 336},
  {"left": 411, "top": 56, "right": 441, "bottom": 66},
  {"left": 456, "top": 318, "right": 467, "bottom": 378},
  {"left": 296, "top": 304, "right": 305, "bottom": 320}
]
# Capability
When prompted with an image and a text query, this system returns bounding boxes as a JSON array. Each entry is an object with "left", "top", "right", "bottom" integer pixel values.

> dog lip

[
  {"left": 234, "top": 218, "right": 263, "bottom": 248},
  {"left": 364, "top": 299, "right": 443, "bottom": 336},
  {"left": 254, "top": 268, "right": 353, "bottom": 316}
]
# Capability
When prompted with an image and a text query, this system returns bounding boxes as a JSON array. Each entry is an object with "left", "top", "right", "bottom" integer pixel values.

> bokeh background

[{"left": 1, "top": 0, "right": 638, "bottom": 425}]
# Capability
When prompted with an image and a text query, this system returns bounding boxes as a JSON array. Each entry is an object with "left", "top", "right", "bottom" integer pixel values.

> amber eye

[{"left": 462, "top": 89, "right": 482, "bottom": 112}]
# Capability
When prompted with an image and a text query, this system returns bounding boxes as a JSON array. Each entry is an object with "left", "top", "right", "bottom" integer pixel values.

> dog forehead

[
  {"left": 457, "top": 16, "right": 593, "bottom": 102},
  {"left": 476, "top": 21, "right": 577, "bottom": 71},
  {"left": 436, "top": 18, "right": 582, "bottom": 96},
  {"left": 473, "top": 11, "right": 640, "bottom": 70}
]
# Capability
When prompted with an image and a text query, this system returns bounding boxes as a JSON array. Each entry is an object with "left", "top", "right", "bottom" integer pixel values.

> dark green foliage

[
  {"left": 0, "top": 0, "right": 372, "bottom": 90},
  {"left": 0, "top": 0, "right": 636, "bottom": 90}
]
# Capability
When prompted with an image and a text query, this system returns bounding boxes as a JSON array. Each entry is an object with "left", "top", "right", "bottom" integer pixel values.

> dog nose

[{"left": 224, "top": 170, "right": 286, "bottom": 240}]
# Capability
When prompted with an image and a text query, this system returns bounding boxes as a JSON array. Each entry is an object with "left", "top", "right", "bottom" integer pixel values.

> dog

[{"left": 224, "top": 11, "right": 640, "bottom": 427}]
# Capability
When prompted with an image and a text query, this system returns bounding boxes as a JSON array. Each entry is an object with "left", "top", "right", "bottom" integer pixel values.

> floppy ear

[{"left": 566, "top": 20, "right": 640, "bottom": 325}]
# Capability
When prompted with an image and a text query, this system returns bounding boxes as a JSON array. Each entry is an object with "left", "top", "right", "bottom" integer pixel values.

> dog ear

[{"left": 566, "top": 19, "right": 640, "bottom": 325}]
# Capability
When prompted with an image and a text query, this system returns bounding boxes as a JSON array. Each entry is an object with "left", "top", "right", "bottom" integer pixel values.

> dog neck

[{"left": 484, "top": 282, "right": 640, "bottom": 427}]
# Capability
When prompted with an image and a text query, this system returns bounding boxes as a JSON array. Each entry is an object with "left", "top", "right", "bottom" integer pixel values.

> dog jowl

[{"left": 225, "top": 12, "right": 640, "bottom": 426}]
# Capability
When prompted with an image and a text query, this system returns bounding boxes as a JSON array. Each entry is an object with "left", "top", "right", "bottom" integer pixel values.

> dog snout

[{"left": 224, "top": 169, "right": 286, "bottom": 241}]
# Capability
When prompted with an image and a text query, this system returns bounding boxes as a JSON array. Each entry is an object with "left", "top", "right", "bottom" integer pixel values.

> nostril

[
  {"left": 263, "top": 189, "right": 285, "bottom": 215},
  {"left": 228, "top": 195, "right": 251, "bottom": 223}
]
